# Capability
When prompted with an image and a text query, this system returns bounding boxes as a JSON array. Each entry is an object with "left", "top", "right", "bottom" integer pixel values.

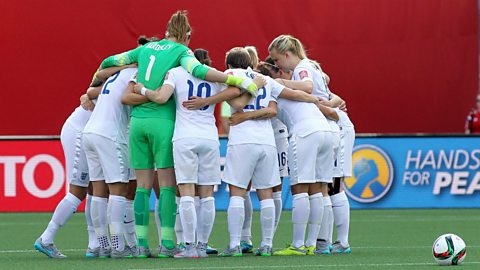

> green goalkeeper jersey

[{"left": 100, "top": 39, "right": 208, "bottom": 118}]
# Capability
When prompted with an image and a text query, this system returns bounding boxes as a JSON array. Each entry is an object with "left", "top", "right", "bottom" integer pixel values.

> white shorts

[
  {"left": 60, "top": 123, "right": 90, "bottom": 187},
  {"left": 333, "top": 126, "right": 355, "bottom": 177},
  {"left": 288, "top": 131, "right": 334, "bottom": 185},
  {"left": 275, "top": 136, "right": 289, "bottom": 177},
  {"left": 223, "top": 144, "right": 281, "bottom": 190},
  {"left": 173, "top": 138, "right": 221, "bottom": 186},
  {"left": 83, "top": 133, "right": 130, "bottom": 184}
]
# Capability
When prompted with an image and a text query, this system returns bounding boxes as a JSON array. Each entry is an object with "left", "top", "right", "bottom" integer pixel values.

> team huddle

[{"left": 34, "top": 10, "right": 355, "bottom": 259}]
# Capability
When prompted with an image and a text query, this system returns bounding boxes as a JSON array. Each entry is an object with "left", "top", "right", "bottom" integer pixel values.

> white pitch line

[{"left": 128, "top": 261, "right": 480, "bottom": 270}]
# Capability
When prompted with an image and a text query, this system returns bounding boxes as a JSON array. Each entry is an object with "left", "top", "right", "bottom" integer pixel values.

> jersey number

[
  {"left": 244, "top": 87, "right": 267, "bottom": 110},
  {"left": 101, "top": 72, "right": 120, "bottom": 94},
  {"left": 145, "top": 55, "right": 155, "bottom": 81},
  {"left": 187, "top": 80, "right": 212, "bottom": 110}
]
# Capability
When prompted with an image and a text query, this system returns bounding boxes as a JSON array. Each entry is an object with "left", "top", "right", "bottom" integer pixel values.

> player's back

[
  {"left": 83, "top": 68, "right": 137, "bottom": 144},
  {"left": 166, "top": 67, "right": 225, "bottom": 142},
  {"left": 226, "top": 68, "right": 279, "bottom": 147},
  {"left": 65, "top": 106, "right": 92, "bottom": 131},
  {"left": 277, "top": 98, "right": 331, "bottom": 137}
]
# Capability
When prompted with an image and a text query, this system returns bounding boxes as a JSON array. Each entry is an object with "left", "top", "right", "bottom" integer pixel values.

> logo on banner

[{"left": 344, "top": 144, "right": 394, "bottom": 203}]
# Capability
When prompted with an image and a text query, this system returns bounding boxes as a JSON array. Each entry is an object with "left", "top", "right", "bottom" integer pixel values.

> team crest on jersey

[
  {"left": 299, "top": 70, "right": 309, "bottom": 80},
  {"left": 187, "top": 50, "right": 194, "bottom": 55}
]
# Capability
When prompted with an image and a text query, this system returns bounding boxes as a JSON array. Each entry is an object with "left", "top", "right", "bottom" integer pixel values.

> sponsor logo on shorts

[{"left": 344, "top": 144, "right": 394, "bottom": 203}]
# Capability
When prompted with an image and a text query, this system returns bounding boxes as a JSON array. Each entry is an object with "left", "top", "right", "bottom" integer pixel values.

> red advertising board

[{"left": 0, "top": 140, "right": 78, "bottom": 212}]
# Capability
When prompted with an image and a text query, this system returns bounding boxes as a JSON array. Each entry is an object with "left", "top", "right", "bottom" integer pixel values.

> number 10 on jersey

[{"left": 187, "top": 80, "right": 212, "bottom": 110}]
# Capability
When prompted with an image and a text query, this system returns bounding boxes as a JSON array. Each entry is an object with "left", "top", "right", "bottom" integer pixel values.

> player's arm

[
  {"left": 182, "top": 86, "right": 241, "bottom": 110},
  {"left": 121, "top": 81, "right": 149, "bottom": 105},
  {"left": 229, "top": 101, "right": 277, "bottom": 126},
  {"left": 278, "top": 87, "right": 318, "bottom": 103},
  {"left": 276, "top": 78, "right": 313, "bottom": 94},
  {"left": 133, "top": 83, "right": 174, "bottom": 104},
  {"left": 99, "top": 47, "right": 142, "bottom": 69},
  {"left": 86, "top": 86, "right": 102, "bottom": 100},
  {"left": 179, "top": 51, "right": 265, "bottom": 96},
  {"left": 227, "top": 92, "right": 252, "bottom": 111},
  {"left": 318, "top": 104, "right": 339, "bottom": 122},
  {"left": 95, "top": 64, "right": 137, "bottom": 82},
  {"left": 319, "top": 93, "right": 345, "bottom": 109}
]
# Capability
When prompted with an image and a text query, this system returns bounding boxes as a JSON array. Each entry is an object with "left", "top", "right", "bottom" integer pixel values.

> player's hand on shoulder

[
  {"left": 253, "top": 74, "right": 266, "bottom": 89},
  {"left": 182, "top": 96, "right": 207, "bottom": 110}
]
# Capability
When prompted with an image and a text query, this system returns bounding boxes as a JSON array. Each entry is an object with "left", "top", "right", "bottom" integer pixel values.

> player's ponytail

[
  {"left": 268, "top": 34, "right": 307, "bottom": 59},
  {"left": 166, "top": 10, "right": 192, "bottom": 42}
]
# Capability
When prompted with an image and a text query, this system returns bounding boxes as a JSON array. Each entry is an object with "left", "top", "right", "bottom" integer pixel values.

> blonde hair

[
  {"left": 166, "top": 10, "right": 192, "bottom": 42},
  {"left": 268, "top": 34, "right": 307, "bottom": 59},
  {"left": 244, "top": 46, "right": 259, "bottom": 68}
]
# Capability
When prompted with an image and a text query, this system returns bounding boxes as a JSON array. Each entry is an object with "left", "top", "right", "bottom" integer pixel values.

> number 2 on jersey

[
  {"left": 101, "top": 72, "right": 120, "bottom": 94},
  {"left": 187, "top": 80, "right": 212, "bottom": 110},
  {"left": 244, "top": 87, "right": 267, "bottom": 110}
]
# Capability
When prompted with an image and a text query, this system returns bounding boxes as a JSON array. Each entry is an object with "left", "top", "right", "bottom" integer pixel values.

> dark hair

[
  {"left": 194, "top": 48, "right": 211, "bottom": 66},
  {"left": 225, "top": 47, "right": 251, "bottom": 69},
  {"left": 137, "top": 35, "right": 159, "bottom": 45},
  {"left": 264, "top": 56, "right": 280, "bottom": 73}
]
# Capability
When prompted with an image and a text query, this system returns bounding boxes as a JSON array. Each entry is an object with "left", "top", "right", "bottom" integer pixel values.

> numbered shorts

[
  {"left": 275, "top": 136, "right": 289, "bottom": 177},
  {"left": 129, "top": 117, "right": 174, "bottom": 169},
  {"left": 83, "top": 133, "right": 130, "bottom": 184},
  {"left": 60, "top": 122, "right": 90, "bottom": 187},
  {"left": 333, "top": 126, "right": 355, "bottom": 178},
  {"left": 173, "top": 138, "right": 221, "bottom": 186},
  {"left": 223, "top": 144, "right": 281, "bottom": 190},
  {"left": 288, "top": 131, "right": 334, "bottom": 185}
]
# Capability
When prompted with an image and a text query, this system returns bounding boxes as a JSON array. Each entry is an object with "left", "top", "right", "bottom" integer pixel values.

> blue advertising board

[{"left": 150, "top": 136, "right": 480, "bottom": 210}]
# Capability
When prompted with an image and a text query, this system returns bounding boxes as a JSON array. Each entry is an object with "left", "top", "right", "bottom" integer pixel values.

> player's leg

[
  {"left": 194, "top": 139, "right": 221, "bottom": 258},
  {"left": 240, "top": 182, "right": 253, "bottom": 253},
  {"left": 107, "top": 182, "right": 129, "bottom": 258},
  {"left": 331, "top": 127, "right": 354, "bottom": 254},
  {"left": 175, "top": 189, "right": 184, "bottom": 249},
  {"left": 150, "top": 119, "right": 177, "bottom": 257},
  {"left": 91, "top": 180, "right": 110, "bottom": 258},
  {"left": 219, "top": 185, "right": 246, "bottom": 257},
  {"left": 273, "top": 134, "right": 288, "bottom": 233},
  {"left": 129, "top": 117, "right": 155, "bottom": 258},
  {"left": 220, "top": 144, "right": 258, "bottom": 257},
  {"left": 35, "top": 124, "right": 88, "bottom": 258},
  {"left": 85, "top": 183, "right": 100, "bottom": 257},
  {"left": 153, "top": 174, "right": 161, "bottom": 248},
  {"left": 316, "top": 131, "right": 337, "bottom": 254},
  {"left": 252, "top": 145, "right": 280, "bottom": 256},
  {"left": 274, "top": 135, "right": 316, "bottom": 256},
  {"left": 124, "top": 178, "right": 137, "bottom": 253}
]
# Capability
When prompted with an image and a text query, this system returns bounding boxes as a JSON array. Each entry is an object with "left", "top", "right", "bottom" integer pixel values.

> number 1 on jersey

[{"left": 145, "top": 55, "right": 155, "bottom": 81}]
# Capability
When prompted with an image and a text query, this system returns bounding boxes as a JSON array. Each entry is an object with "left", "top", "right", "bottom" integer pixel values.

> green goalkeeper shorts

[{"left": 129, "top": 117, "right": 174, "bottom": 169}]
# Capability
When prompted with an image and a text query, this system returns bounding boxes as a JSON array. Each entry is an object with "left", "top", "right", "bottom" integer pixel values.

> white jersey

[
  {"left": 226, "top": 68, "right": 283, "bottom": 147},
  {"left": 163, "top": 66, "right": 226, "bottom": 143},
  {"left": 277, "top": 99, "right": 331, "bottom": 136},
  {"left": 293, "top": 58, "right": 340, "bottom": 132},
  {"left": 65, "top": 106, "right": 92, "bottom": 131},
  {"left": 271, "top": 117, "right": 288, "bottom": 139},
  {"left": 83, "top": 68, "right": 137, "bottom": 144}
]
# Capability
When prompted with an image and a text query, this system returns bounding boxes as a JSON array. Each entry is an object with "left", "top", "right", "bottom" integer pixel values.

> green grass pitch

[{"left": 1, "top": 209, "right": 479, "bottom": 270}]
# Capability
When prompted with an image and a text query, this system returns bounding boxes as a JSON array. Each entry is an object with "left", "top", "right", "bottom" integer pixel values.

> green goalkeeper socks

[
  {"left": 134, "top": 187, "right": 151, "bottom": 248},
  {"left": 159, "top": 186, "right": 176, "bottom": 249}
]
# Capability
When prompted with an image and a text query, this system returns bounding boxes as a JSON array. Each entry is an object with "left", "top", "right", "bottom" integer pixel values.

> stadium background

[{"left": 0, "top": 0, "right": 479, "bottom": 211}]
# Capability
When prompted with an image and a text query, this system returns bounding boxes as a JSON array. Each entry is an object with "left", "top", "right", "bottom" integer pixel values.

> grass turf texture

[{"left": 1, "top": 209, "right": 479, "bottom": 270}]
